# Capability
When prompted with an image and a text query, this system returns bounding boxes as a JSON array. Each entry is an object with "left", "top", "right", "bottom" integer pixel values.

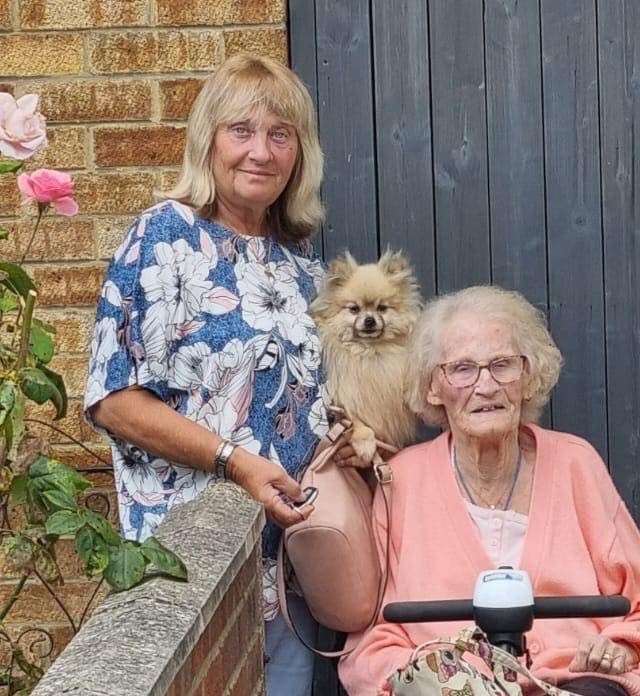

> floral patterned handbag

[{"left": 387, "top": 629, "right": 578, "bottom": 696}]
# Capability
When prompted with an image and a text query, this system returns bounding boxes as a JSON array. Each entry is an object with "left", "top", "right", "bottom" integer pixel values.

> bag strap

[{"left": 277, "top": 423, "right": 395, "bottom": 658}]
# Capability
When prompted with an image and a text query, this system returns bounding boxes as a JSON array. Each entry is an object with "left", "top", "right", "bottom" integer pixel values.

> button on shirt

[{"left": 466, "top": 502, "right": 529, "bottom": 568}]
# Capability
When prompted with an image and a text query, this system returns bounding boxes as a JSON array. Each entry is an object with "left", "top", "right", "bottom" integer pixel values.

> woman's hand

[
  {"left": 227, "top": 448, "right": 313, "bottom": 528},
  {"left": 569, "top": 636, "right": 639, "bottom": 675}
]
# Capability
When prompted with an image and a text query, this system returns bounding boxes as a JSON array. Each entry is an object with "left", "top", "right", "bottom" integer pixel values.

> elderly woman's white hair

[
  {"left": 161, "top": 53, "right": 324, "bottom": 243},
  {"left": 405, "top": 285, "right": 563, "bottom": 428}
]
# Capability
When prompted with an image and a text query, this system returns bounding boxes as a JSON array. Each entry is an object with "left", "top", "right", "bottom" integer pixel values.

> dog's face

[{"left": 311, "top": 251, "right": 422, "bottom": 345}]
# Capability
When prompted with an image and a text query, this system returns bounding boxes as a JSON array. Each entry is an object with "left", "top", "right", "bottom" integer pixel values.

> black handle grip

[
  {"left": 384, "top": 599, "right": 474, "bottom": 623},
  {"left": 383, "top": 596, "right": 629, "bottom": 624},
  {"left": 534, "top": 596, "right": 630, "bottom": 619}
]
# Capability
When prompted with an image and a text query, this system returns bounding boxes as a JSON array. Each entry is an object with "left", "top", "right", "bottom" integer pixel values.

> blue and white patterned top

[{"left": 84, "top": 200, "right": 329, "bottom": 619}]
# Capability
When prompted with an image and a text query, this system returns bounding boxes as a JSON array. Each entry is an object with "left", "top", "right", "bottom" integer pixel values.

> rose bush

[{"left": 0, "top": 93, "right": 186, "bottom": 693}]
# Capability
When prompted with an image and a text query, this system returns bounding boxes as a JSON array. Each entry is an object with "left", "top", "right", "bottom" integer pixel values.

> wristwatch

[{"left": 213, "top": 438, "right": 237, "bottom": 481}]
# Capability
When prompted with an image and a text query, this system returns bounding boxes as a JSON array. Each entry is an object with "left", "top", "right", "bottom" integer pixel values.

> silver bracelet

[{"left": 213, "top": 438, "right": 237, "bottom": 481}]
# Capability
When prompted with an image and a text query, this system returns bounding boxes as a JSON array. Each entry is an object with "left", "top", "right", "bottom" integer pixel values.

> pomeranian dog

[{"left": 311, "top": 250, "right": 422, "bottom": 464}]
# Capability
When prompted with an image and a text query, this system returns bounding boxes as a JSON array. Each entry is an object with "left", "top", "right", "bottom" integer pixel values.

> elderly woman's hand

[
  {"left": 227, "top": 448, "right": 313, "bottom": 528},
  {"left": 569, "top": 635, "right": 639, "bottom": 675}
]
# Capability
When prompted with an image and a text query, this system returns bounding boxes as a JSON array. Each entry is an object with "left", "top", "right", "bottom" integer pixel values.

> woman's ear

[{"left": 426, "top": 374, "right": 443, "bottom": 407}]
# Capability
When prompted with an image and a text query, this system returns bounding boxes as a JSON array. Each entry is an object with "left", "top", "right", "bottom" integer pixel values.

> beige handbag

[
  {"left": 277, "top": 419, "right": 394, "bottom": 652},
  {"left": 388, "top": 628, "right": 578, "bottom": 696}
]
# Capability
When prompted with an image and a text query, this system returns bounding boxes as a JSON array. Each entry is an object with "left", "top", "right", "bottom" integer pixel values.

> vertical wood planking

[
  {"left": 315, "top": 0, "right": 378, "bottom": 262},
  {"left": 598, "top": 0, "right": 640, "bottom": 520},
  {"left": 429, "top": 0, "right": 491, "bottom": 293},
  {"left": 485, "top": 0, "right": 550, "bottom": 427},
  {"left": 541, "top": 0, "right": 607, "bottom": 458},
  {"left": 371, "top": 0, "right": 436, "bottom": 297},
  {"left": 485, "top": 0, "right": 547, "bottom": 308},
  {"left": 288, "top": 0, "right": 327, "bottom": 258}
]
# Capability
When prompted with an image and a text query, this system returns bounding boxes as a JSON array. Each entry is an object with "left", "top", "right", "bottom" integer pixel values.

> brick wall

[
  {"left": 31, "top": 484, "right": 266, "bottom": 696},
  {"left": 0, "top": 0, "right": 286, "bottom": 671}
]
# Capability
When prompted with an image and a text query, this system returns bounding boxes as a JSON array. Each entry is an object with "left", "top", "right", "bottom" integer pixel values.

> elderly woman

[
  {"left": 84, "top": 54, "right": 330, "bottom": 694},
  {"left": 339, "top": 286, "right": 640, "bottom": 696}
]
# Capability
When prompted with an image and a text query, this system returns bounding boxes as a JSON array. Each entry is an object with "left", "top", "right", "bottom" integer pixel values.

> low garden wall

[{"left": 30, "top": 483, "right": 265, "bottom": 696}]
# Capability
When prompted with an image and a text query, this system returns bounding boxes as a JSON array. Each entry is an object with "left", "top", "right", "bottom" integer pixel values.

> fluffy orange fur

[{"left": 311, "top": 250, "right": 423, "bottom": 462}]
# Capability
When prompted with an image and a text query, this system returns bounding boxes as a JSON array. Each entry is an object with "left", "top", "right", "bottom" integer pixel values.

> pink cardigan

[{"left": 339, "top": 425, "right": 640, "bottom": 696}]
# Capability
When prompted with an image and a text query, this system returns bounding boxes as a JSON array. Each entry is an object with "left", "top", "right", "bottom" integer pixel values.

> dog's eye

[
  {"left": 347, "top": 304, "right": 359, "bottom": 314},
  {"left": 378, "top": 304, "right": 389, "bottom": 313}
]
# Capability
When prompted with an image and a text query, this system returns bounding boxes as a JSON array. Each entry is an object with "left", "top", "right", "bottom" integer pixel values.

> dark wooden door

[
  {"left": 289, "top": 0, "right": 640, "bottom": 513},
  {"left": 288, "top": 2, "right": 640, "bottom": 692}
]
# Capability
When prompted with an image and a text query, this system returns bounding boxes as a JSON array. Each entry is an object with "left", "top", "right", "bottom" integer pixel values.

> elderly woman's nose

[
  {"left": 474, "top": 365, "right": 501, "bottom": 391},
  {"left": 248, "top": 132, "right": 272, "bottom": 162}
]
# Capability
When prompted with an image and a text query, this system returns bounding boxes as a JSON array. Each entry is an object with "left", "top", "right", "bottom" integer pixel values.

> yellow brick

[
  {"left": 49, "top": 354, "right": 88, "bottom": 398},
  {"left": 88, "top": 30, "right": 223, "bottom": 74},
  {"left": 156, "top": 169, "right": 180, "bottom": 193},
  {"left": 28, "top": 126, "right": 87, "bottom": 170},
  {"left": 0, "top": 33, "right": 83, "bottom": 77},
  {"left": 94, "top": 125, "right": 186, "bottom": 167},
  {"left": 50, "top": 442, "right": 113, "bottom": 475},
  {"left": 0, "top": 0, "right": 11, "bottom": 30},
  {"left": 159, "top": 77, "right": 204, "bottom": 120},
  {"left": 27, "top": 398, "right": 101, "bottom": 444},
  {"left": 223, "top": 28, "right": 288, "bottom": 63},
  {"left": 157, "top": 0, "right": 285, "bottom": 26},
  {"left": 20, "top": 0, "right": 147, "bottom": 30},
  {"left": 37, "top": 308, "right": 96, "bottom": 353},
  {"left": 74, "top": 172, "right": 155, "bottom": 215},
  {"left": 95, "top": 215, "right": 135, "bottom": 259},
  {"left": 30, "top": 263, "right": 106, "bottom": 306},
  {"left": 0, "top": 174, "right": 22, "bottom": 215},
  {"left": 0, "top": 217, "right": 95, "bottom": 262},
  {"left": 16, "top": 79, "right": 153, "bottom": 124},
  {"left": 0, "top": 579, "right": 107, "bottom": 623}
]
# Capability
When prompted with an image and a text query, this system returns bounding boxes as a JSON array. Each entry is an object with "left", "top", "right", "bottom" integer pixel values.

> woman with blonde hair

[
  {"left": 340, "top": 286, "right": 640, "bottom": 696},
  {"left": 85, "top": 54, "right": 329, "bottom": 694}
]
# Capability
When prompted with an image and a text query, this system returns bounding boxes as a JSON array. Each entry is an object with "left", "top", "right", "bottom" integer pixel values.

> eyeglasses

[{"left": 439, "top": 355, "right": 526, "bottom": 388}]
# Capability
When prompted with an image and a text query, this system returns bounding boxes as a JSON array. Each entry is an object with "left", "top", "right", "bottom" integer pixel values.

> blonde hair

[
  {"left": 161, "top": 53, "right": 324, "bottom": 242},
  {"left": 405, "top": 286, "right": 563, "bottom": 428}
]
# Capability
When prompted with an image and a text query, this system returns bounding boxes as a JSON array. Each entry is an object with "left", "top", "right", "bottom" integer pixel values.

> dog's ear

[
  {"left": 378, "top": 248, "right": 410, "bottom": 276},
  {"left": 326, "top": 251, "right": 358, "bottom": 287}
]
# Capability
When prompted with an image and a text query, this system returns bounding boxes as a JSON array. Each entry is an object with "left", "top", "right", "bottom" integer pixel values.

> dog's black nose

[{"left": 363, "top": 316, "right": 376, "bottom": 330}]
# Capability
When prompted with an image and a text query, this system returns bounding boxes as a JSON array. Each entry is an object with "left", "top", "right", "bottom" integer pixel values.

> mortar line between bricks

[
  {"left": 11, "top": 22, "right": 285, "bottom": 35},
  {"left": 183, "top": 575, "right": 261, "bottom": 696},
  {"left": 222, "top": 625, "right": 263, "bottom": 696}
]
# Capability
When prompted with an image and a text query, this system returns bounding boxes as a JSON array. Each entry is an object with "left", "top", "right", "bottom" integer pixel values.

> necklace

[{"left": 453, "top": 448, "right": 523, "bottom": 511}]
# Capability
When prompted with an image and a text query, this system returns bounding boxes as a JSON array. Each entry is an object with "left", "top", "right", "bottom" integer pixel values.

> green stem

[
  {"left": 0, "top": 573, "right": 29, "bottom": 623},
  {"left": 16, "top": 290, "right": 36, "bottom": 370},
  {"left": 20, "top": 205, "right": 45, "bottom": 265}
]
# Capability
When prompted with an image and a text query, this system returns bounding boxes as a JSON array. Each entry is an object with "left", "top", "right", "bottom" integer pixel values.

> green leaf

[
  {"left": 82, "top": 509, "right": 121, "bottom": 547},
  {"left": 0, "top": 381, "right": 15, "bottom": 428},
  {"left": 29, "top": 320, "right": 55, "bottom": 364},
  {"left": 19, "top": 367, "right": 55, "bottom": 405},
  {"left": 46, "top": 509, "right": 84, "bottom": 536},
  {"left": 36, "top": 364, "right": 67, "bottom": 420},
  {"left": 0, "top": 159, "right": 24, "bottom": 174},
  {"left": 9, "top": 474, "right": 28, "bottom": 503},
  {"left": 75, "top": 525, "right": 109, "bottom": 576},
  {"left": 104, "top": 541, "right": 146, "bottom": 591},
  {"left": 140, "top": 537, "right": 188, "bottom": 581},
  {"left": 0, "top": 262, "right": 35, "bottom": 300},
  {"left": 40, "top": 487, "right": 77, "bottom": 512},
  {"left": 3, "top": 389, "right": 25, "bottom": 456},
  {"left": 0, "top": 290, "right": 18, "bottom": 312},
  {"left": 0, "top": 534, "right": 35, "bottom": 572},
  {"left": 34, "top": 547, "right": 61, "bottom": 583},
  {"left": 0, "top": 226, "right": 8, "bottom": 241}
]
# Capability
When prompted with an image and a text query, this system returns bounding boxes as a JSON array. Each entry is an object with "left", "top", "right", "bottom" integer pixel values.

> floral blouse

[{"left": 84, "top": 200, "right": 329, "bottom": 620}]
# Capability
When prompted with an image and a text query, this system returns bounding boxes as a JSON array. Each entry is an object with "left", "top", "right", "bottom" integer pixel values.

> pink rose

[
  {"left": 0, "top": 93, "right": 47, "bottom": 160},
  {"left": 17, "top": 169, "right": 79, "bottom": 216}
]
